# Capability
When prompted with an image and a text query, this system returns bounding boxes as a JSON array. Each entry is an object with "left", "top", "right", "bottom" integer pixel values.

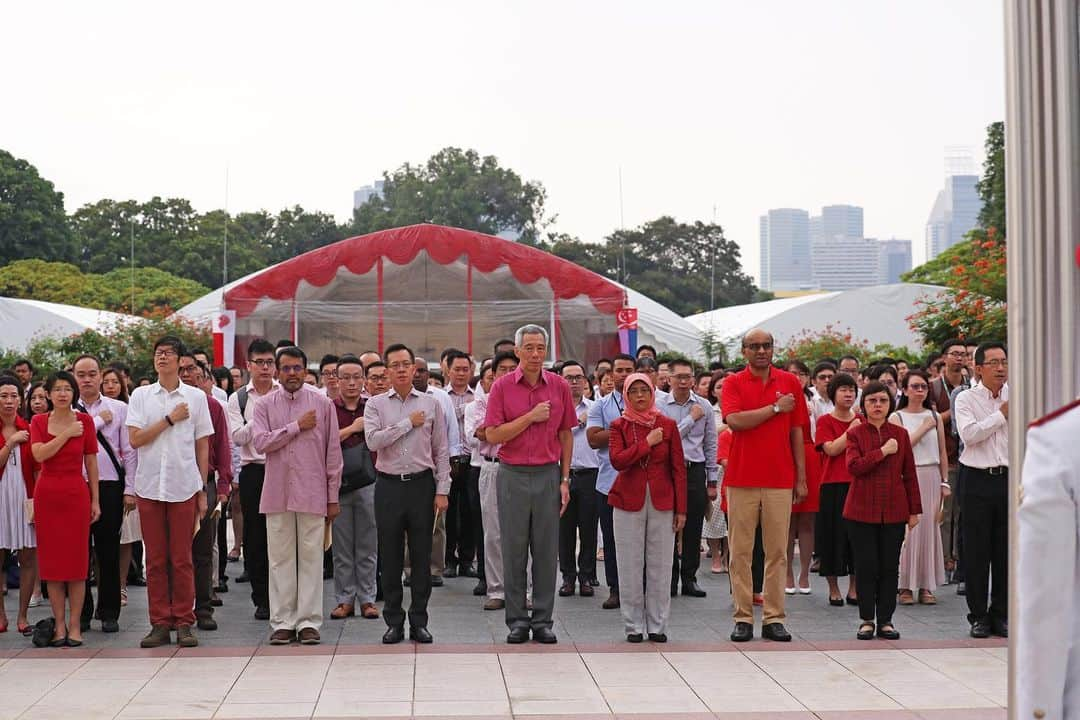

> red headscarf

[{"left": 621, "top": 373, "right": 662, "bottom": 427}]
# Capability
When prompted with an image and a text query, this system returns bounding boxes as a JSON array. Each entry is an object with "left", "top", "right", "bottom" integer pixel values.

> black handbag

[{"left": 340, "top": 439, "right": 376, "bottom": 494}]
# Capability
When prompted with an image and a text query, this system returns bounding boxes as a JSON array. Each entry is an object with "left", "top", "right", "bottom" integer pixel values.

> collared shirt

[
  {"left": 127, "top": 381, "right": 214, "bottom": 501},
  {"left": 364, "top": 387, "right": 451, "bottom": 495},
  {"left": 658, "top": 391, "right": 718, "bottom": 483},
  {"left": 720, "top": 367, "right": 809, "bottom": 489},
  {"left": 211, "top": 385, "right": 228, "bottom": 407},
  {"left": 252, "top": 383, "right": 343, "bottom": 515},
  {"left": 447, "top": 384, "right": 475, "bottom": 451},
  {"left": 426, "top": 385, "right": 464, "bottom": 457},
  {"left": 955, "top": 382, "right": 1009, "bottom": 468},
  {"left": 227, "top": 381, "right": 279, "bottom": 466},
  {"left": 464, "top": 392, "right": 499, "bottom": 461},
  {"left": 570, "top": 397, "right": 600, "bottom": 470},
  {"left": 206, "top": 395, "right": 233, "bottom": 494},
  {"left": 78, "top": 394, "right": 137, "bottom": 485},
  {"left": 334, "top": 397, "right": 367, "bottom": 450},
  {"left": 586, "top": 389, "right": 624, "bottom": 494},
  {"left": 484, "top": 367, "right": 577, "bottom": 466},
  {"left": 809, "top": 389, "right": 834, "bottom": 440}
]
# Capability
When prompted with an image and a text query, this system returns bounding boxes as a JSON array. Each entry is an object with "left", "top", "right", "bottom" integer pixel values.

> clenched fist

[{"left": 298, "top": 409, "right": 317, "bottom": 431}]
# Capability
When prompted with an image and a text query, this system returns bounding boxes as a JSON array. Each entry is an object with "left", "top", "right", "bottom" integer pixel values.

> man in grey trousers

[{"left": 484, "top": 324, "right": 576, "bottom": 644}]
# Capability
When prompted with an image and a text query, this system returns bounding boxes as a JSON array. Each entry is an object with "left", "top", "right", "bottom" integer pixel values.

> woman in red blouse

[
  {"left": 609, "top": 373, "right": 687, "bottom": 643},
  {"left": 815, "top": 373, "right": 861, "bottom": 607},
  {"left": 844, "top": 381, "right": 921, "bottom": 640}
]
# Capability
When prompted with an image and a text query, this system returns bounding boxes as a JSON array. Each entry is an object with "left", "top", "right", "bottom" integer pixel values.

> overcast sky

[{"left": 2, "top": 1, "right": 1004, "bottom": 281}]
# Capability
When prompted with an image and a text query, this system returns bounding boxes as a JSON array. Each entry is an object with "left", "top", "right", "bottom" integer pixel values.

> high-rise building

[
  {"left": 759, "top": 208, "right": 812, "bottom": 291},
  {"left": 353, "top": 180, "right": 386, "bottom": 209},
  {"left": 878, "top": 238, "right": 913, "bottom": 284},
  {"left": 811, "top": 237, "right": 882, "bottom": 291},
  {"left": 820, "top": 204, "right": 864, "bottom": 241},
  {"left": 925, "top": 174, "right": 982, "bottom": 260}
]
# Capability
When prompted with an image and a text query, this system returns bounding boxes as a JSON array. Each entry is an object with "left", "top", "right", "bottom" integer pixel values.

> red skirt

[
  {"left": 34, "top": 471, "right": 90, "bottom": 581},
  {"left": 791, "top": 443, "right": 822, "bottom": 513}
]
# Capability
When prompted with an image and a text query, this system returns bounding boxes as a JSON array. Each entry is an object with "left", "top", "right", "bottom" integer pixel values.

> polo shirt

[
  {"left": 720, "top": 366, "right": 809, "bottom": 489},
  {"left": 484, "top": 367, "right": 577, "bottom": 466}
]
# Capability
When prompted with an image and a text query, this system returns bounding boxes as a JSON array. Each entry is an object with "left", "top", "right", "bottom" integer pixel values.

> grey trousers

[
  {"left": 497, "top": 462, "right": 559, "bottom": 631},
  {"left": 613, "top": 486, "right": 675, "bottom": 636},
  {"left": 332, "top": 484, "right": 378, "bottom": 606}
]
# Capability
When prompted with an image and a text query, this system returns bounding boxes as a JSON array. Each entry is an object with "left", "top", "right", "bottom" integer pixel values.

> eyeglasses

[
  {"left": 946, "top": 351, "right": 968, "bottom": 358},
  {"left": 279, "top": 364, "right": 305, "bottom": 374},
  {"left": 388, "top": 362, "right": 413, "bottom": 371},
  {"left": 906, "top": 383, "right": 929, "bottom": 391},
  {"left": 322, "top": 370, "right": 338, "bottom": 378},
  {"left": 178, "top": 365, "right": 197, "bottom": 375},
  {"left": 563, "top": 374, "right": 586, "bottom": 382},
  {"left": 979, "top": 359, "right": 1008, "bottom": 368},
  {"left": 865, "top": 397, "right": 891, "bottom": 405},
  {"left": 815, "top": 374, "right": 834, "bottom": 381},
  {"left": 367, "top": 374, "right": 388, "bottom": 382},
  {"left": 250, "top": 359, "right": 275, "bottom": 368},
  {"left": 153, "top": 350, "right": 177, "bottom": 359},
  {"left": 743, "top": 342, "right": 773, "bottom": 352}
]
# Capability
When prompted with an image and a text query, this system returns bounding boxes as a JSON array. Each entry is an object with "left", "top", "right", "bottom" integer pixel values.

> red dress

[
  {"left": 790, "top": 411, "right": 822, "bottom": 513},
  {"left": 30, "top": 413, "right": 97, "bottom": 581}
]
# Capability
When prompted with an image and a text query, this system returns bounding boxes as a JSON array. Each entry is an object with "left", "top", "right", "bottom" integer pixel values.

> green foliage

[
  {"left": 976, "top": 121, "right": 1005, "bottom": 234},
  {"left": 0, "top": 150, "right": 75, "bottom": 262},
  {"left": 0, "top": 315, "right": 212, "bottom": 382},
  {"left": 697, "top": 329, "right": 730, "bottom": 367},
  {"left": 543, "top": 217, "right": 759, "bottom": 317},
  {"left": 351, "top": 147, "right": 547, "bottom": 245},
  {"left": 0, "top": 259, "right": 209, "bottom": 315},
  {"left": 901, "top": 241, "right": 972, "bottom": 286}
]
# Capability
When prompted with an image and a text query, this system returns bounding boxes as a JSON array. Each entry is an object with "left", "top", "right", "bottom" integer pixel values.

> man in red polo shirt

[
  {"left": 485, "top": 324, "right": 576, "bottom": 645},
  {"left": 721, "top": 328, "right": 808, "bottom": 642}
]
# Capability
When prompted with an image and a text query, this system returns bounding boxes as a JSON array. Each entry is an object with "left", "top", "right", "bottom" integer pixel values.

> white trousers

[
  {"left": 267, "top": 511, "right": 325, "bottom": 632},
  {"left": 479, "top": 460, "right": 531, "bottom": 600}
]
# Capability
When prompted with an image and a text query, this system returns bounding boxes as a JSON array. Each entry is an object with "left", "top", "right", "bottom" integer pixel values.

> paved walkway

[{"left": 0, "top": 556, "right": 1007, "bottom": 719}]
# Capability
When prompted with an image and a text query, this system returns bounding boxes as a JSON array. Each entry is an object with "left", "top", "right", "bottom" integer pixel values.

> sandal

[
  {"left": 918, "top": 589, "right": 937, "bottom": 604},
  {"left": 877, "top": 624, "right": 900, "bottom": 640},
  {"left": 829, "top": 595, "right": 844, "bottom": 607},
  {"left": 120, "top": 588, "right": 128, "bottom": 606},
  {"left": 898, "top": 589, "right": 915, "bottom": 605},
  {"left": 857, "top": 622, "right": 875, "bottom": 640}
]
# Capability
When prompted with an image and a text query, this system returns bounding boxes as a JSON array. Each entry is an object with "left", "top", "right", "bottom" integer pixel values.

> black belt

[
  {"left": 685, "top": 460, "right": 705, "bottom": 468},
  {"left": 570, "top": 467, "right": 598, "bottom": 475},
  {"left": 376, "top": 469, "right": 435, "bottom": 482},
  {"left": 450, "top": 455, "right": 471, "bottom": 464},
  {"left": 482, "top": 455, "right": 500, "bottom": 464},
  {"left": 969, "top": 465, "right": 1008, "bottom": 476}
]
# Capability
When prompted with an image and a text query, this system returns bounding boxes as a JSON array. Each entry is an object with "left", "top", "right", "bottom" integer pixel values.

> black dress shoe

[
  {"left": 589, "top": 578, "right": 600, "bottom": 587},
  {"left": 681, "top": 581, "right": 707, "bottom": 598},
  {"left": 532, "top": 627, "right": 557, "bottom": 644},
  {"left": 444, "top": 564, "right": 458, "bottom": 578},
  {"left": 472, "top": 580, "right": 487, "bottom": 596},
  {"left": 956, "top": 581, "right": 967, "bottom": 596},
  {"left": 101, "top": 620, "right": 119, "bottom": 633},
  {"left": 409, "top": 626, "right": 433, "bottom": 643},
  {"left": 970, "top": 620, "right": 991, "bottom": 639},
  {"left": 648, "top": 632, "right": 667, "bottom": 643},
  {"left": 506, "top": 627, "right": 529, "bottom": 644},
  {"left": 430, "top": 576, "right": 444, "bottom": 587},
  {"left": 558, "top": 581, "right": 575, "bottom": 597},
  {"left": 876, "top": 624, "right": 900, "bottom": 640},
  {"left": 762, "top": 623, "right": 792, "bottom": 642},
  {"left": 214, "top": 581, "right": 228, "bottom": 593},
  {"left": 235, "top": 572, "right": 249, "bottom": 583},
  {"left": 80, "top": 618, "right": 91, "bottom": 633},
  {"left": 670, "top": 581, "right": 678, "bottom": 597},
  {"left": 254, "top": 606, "right": 270, "bottom": 621},
  {"left": 459, "top": 561, "right": 478, "bottom": 578},
  {"left": 128, "top": 575, "right": 147, "bottom": 587},
  {"left": 626, "top": 633, "right": 643, "bottom": 643},
  {"left": 383, "top": 626, "right": 405, "bottom": 644},
  {"left": 730, "top": 622, "right": 753, "bottom": 642},
  {"left": 991, "top": 619, "right": 1008, "bottom": 638}
]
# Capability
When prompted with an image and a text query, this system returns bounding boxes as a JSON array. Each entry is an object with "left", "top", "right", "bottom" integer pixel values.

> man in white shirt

[
  {"left": 126, "top": 336, "right": 213, "bottom": 648},
  {"left": 558, "top": 361, "right": 600, "bottom": 597},
  {"left": 953, "top": 341, "right": 1009, "bottom": 639},
  {"left": 193, "top": 349, "right": 228, "bottom": 406}
]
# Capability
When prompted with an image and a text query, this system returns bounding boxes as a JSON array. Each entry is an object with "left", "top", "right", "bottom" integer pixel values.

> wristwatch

[
  {"left": 561, "top": 477, "right": 570, "bottom": 484},
  {"left": 772, "top": 403, "right": 780, "bottom": 414}
]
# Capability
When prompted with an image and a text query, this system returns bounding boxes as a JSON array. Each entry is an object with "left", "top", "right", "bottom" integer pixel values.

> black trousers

[
  {"left": 193, "top": 480, "right": 218, "bottom": 617},
  {"left": 559, "top": 469, "right": 598, "bottom": 584},
  {"left": 961, "top": 467, "right": 1008, "bottom": 624},
  {"left": 465, "top": 465, "right": 485, "bottom": 580},
  {"left": 596, "top": 490, "right": 618, "bottom": 588},
  {"left": 672, "top": 462, "right": 707, "bottom": 586},
  {"left": 83, "top": 481, "right": 125, "bottom": 623},
  {"left": 216, "top": 489, "right": 230, "bottom": 583},
  {"left": 238, "top": 463, "right": 269, "bottom": 609},
  {"left": 376, "top": 472, "right": 435, "bottom": 630},
  {"left": 846, "top": 520, "right": 906, "bottom": 625},
  {"left": 445, "top": 458, "right": 475, "bottom": 567}
]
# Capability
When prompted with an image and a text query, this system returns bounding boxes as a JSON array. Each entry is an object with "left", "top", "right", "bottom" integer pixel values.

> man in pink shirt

[
  {"left": 485, "top": 324, "right": 576, "bottom": 644},
  {"left": 252, "top": 346, "right": 343, "bottom": 645}
]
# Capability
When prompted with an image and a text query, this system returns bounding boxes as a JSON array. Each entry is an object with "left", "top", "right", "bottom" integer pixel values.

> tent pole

[
  {"left": 551, "top": 299, "right": 561, "bottom": 363},
  {"left": 466, "top": 261, "right": 473, "bottom": 356},
  {"left": 290, "top": 299, "right": 298, "bottom": 344},
  {"left": 377, "top": 257, "right": 384, "bottom": 353}
]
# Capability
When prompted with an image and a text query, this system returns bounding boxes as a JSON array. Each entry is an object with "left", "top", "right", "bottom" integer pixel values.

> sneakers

[
  {"left": 140, "top": 624, "right": 172, "bottom": 648},
  {"left": 176, "top": 625, "right": 198, "bottom": 647}
]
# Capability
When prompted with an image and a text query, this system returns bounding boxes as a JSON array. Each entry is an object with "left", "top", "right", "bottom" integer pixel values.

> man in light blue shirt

[
  {"left": 659, "top": 358, "right": 718, "bottom": 598},
  {"left": 586, "top": 354, "right": 636, "bottom": 610}
]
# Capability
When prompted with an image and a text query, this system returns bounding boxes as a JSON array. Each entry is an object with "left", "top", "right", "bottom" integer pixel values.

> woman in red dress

[
  {"left": 29, "top": 371, "right": 101, "bottom": 647},
  {"left": 784, "top": 360, "right": 821, "bottom": 594}
]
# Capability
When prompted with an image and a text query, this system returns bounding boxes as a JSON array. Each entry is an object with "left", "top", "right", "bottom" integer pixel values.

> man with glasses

[
  {"left": 363, "top": 360, "right": 389, "bottom": 397},
  {"left": 318, "top": 354, "right": 340, "bottom": 402},
  {"left": 930, "top": 338, "right": 971, "bottom": 589},
  {"left": 226, "top": 338, "right": 279, "bottom": 621},
  {"left": 954, "top": 342, "right": 1009, "bottom": 639},
  {"left": 558, "top": 360, "right": 600, "bottom": 598},
  {"left": 659, "top": 358, "right": 717, "bottom": 598},
  {"left": 126, "top": 336, "right": 214, "bottom": 648},
  {"left": 721, "top": 328, "right": 808, "bottom": 643},
  {"left": 252, "top": 346, "right": 342, "bottom": 645}
]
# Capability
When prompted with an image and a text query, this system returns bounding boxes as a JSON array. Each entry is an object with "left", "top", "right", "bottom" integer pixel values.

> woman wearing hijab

[{"left": 608, "top": 373, "right": 687, "bottom": 643}]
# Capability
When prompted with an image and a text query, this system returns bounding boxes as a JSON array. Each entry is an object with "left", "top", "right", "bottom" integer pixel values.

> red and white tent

[{"left": 178, "top": 224, "right": 702, "bottom": 365}]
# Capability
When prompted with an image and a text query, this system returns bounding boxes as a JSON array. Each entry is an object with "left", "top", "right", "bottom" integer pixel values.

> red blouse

[
  {"left": 608, "top": 414, "right": 687, "bottom": 514},
  {"left": 816, "top": 413, "right": 857, "bottom": 485},
  {"left": 843, "top": 421, "right": 921, "bottom": 524}
]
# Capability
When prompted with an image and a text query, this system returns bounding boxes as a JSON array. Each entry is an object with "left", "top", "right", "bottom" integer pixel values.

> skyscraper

[
  {"left": 878, "top": 238, "right": 913, "bottom": 284},
  {"left": 820, "top": 204, "right": 864, "bottom": 241},
  {"left": 812, "top": 237, "right": 882, "bottom": 291},
  {"left": 759, "top": 208, "right": 812, "bottom": 291},
  {"left": 353, "top": 180, "right": 386, "bottom": 209},
  {"left": 925, "top": 175, "right": 982, "bottom": 260}
]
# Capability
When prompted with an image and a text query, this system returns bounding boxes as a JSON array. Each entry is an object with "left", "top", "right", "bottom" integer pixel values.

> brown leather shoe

[
  {"left": 579, "top": 582, "right": 594, "bottom": 597},
  {"left": 140, "top": 624, "right": 172, "bottom": 648},
  {"left": 602, "top": 590, "right": 620, "bottom": 610},
  {"left": 176, "top": 625, "right": 198, "bottom": 648},
  {"left": 483, "top": 598, "right": 505, "bottom": 610},
  {"left": 330, "top": 603, "right": 355, "bottom": 619},
  {"left": 269, "top": 629, "right": 294, "bottom": 645},
  {"left": 360, "top": 602, "right": 380, "bottom": 619},
  {"left": 298, "top": 627, "right": 321, "bottom": 645}
]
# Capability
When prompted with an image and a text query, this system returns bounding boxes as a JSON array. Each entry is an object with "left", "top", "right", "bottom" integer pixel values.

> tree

[
  {"left": 0, "top": 149, "right": 75, "bottom": 262},
  {"left": 976, "top": 121, "right": 1005, "bottom": 235},
  {"left": 264, "top": 206, "right": 347, "bottom": 265},
  {"left": 351, "top": 147, "right": 548, "bottom": 244}
]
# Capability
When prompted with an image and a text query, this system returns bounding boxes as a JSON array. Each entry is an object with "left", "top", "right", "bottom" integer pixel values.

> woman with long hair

[
  {"left": 100, "top": 368, "right": 129, "bottom": 403},
  {"left": 24, "top": 383, "right": 50, "bottom": 421},
  {"left": 0, "top": 377, "right": 40, "bottom": 634},
  {"left": 891, "top": 369, "right": 949, "bottom": 605}
]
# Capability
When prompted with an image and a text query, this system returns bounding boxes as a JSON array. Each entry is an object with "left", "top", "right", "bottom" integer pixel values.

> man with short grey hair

[{"left": 485, "top": 324, "right": 576, "bottom": 644}]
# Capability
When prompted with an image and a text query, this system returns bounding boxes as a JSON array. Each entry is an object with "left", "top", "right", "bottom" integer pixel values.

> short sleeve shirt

[
  {"left": 720, "top": 367, "right": 809, "bottom": 489},
  {"left": 485, "top": 368, "right": 577, "bottom": 466},
  {"left": 127, "top": 382, "right": 214, "bottom": 501}
]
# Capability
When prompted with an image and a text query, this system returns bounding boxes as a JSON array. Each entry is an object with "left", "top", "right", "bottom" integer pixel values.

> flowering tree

[{"left": 778, "top": 325, "right": 923, "bottom": 366}]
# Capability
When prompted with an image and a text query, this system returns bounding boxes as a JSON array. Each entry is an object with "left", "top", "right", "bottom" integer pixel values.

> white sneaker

[{"left": 28, "top": 594, "right": 44, "bottom": 608}]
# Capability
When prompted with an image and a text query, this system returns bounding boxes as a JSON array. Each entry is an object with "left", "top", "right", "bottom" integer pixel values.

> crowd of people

[{"left": 0, "top": 326, "right": 1010, "bottom": 646}]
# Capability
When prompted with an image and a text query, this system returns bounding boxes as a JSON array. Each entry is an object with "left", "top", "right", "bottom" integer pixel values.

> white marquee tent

[
  {"left": 0, "top": 297, "right": 140, "bottom": 352},
  {"left": 684, "top": 283, "right": 946, "bottom": 352}
]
